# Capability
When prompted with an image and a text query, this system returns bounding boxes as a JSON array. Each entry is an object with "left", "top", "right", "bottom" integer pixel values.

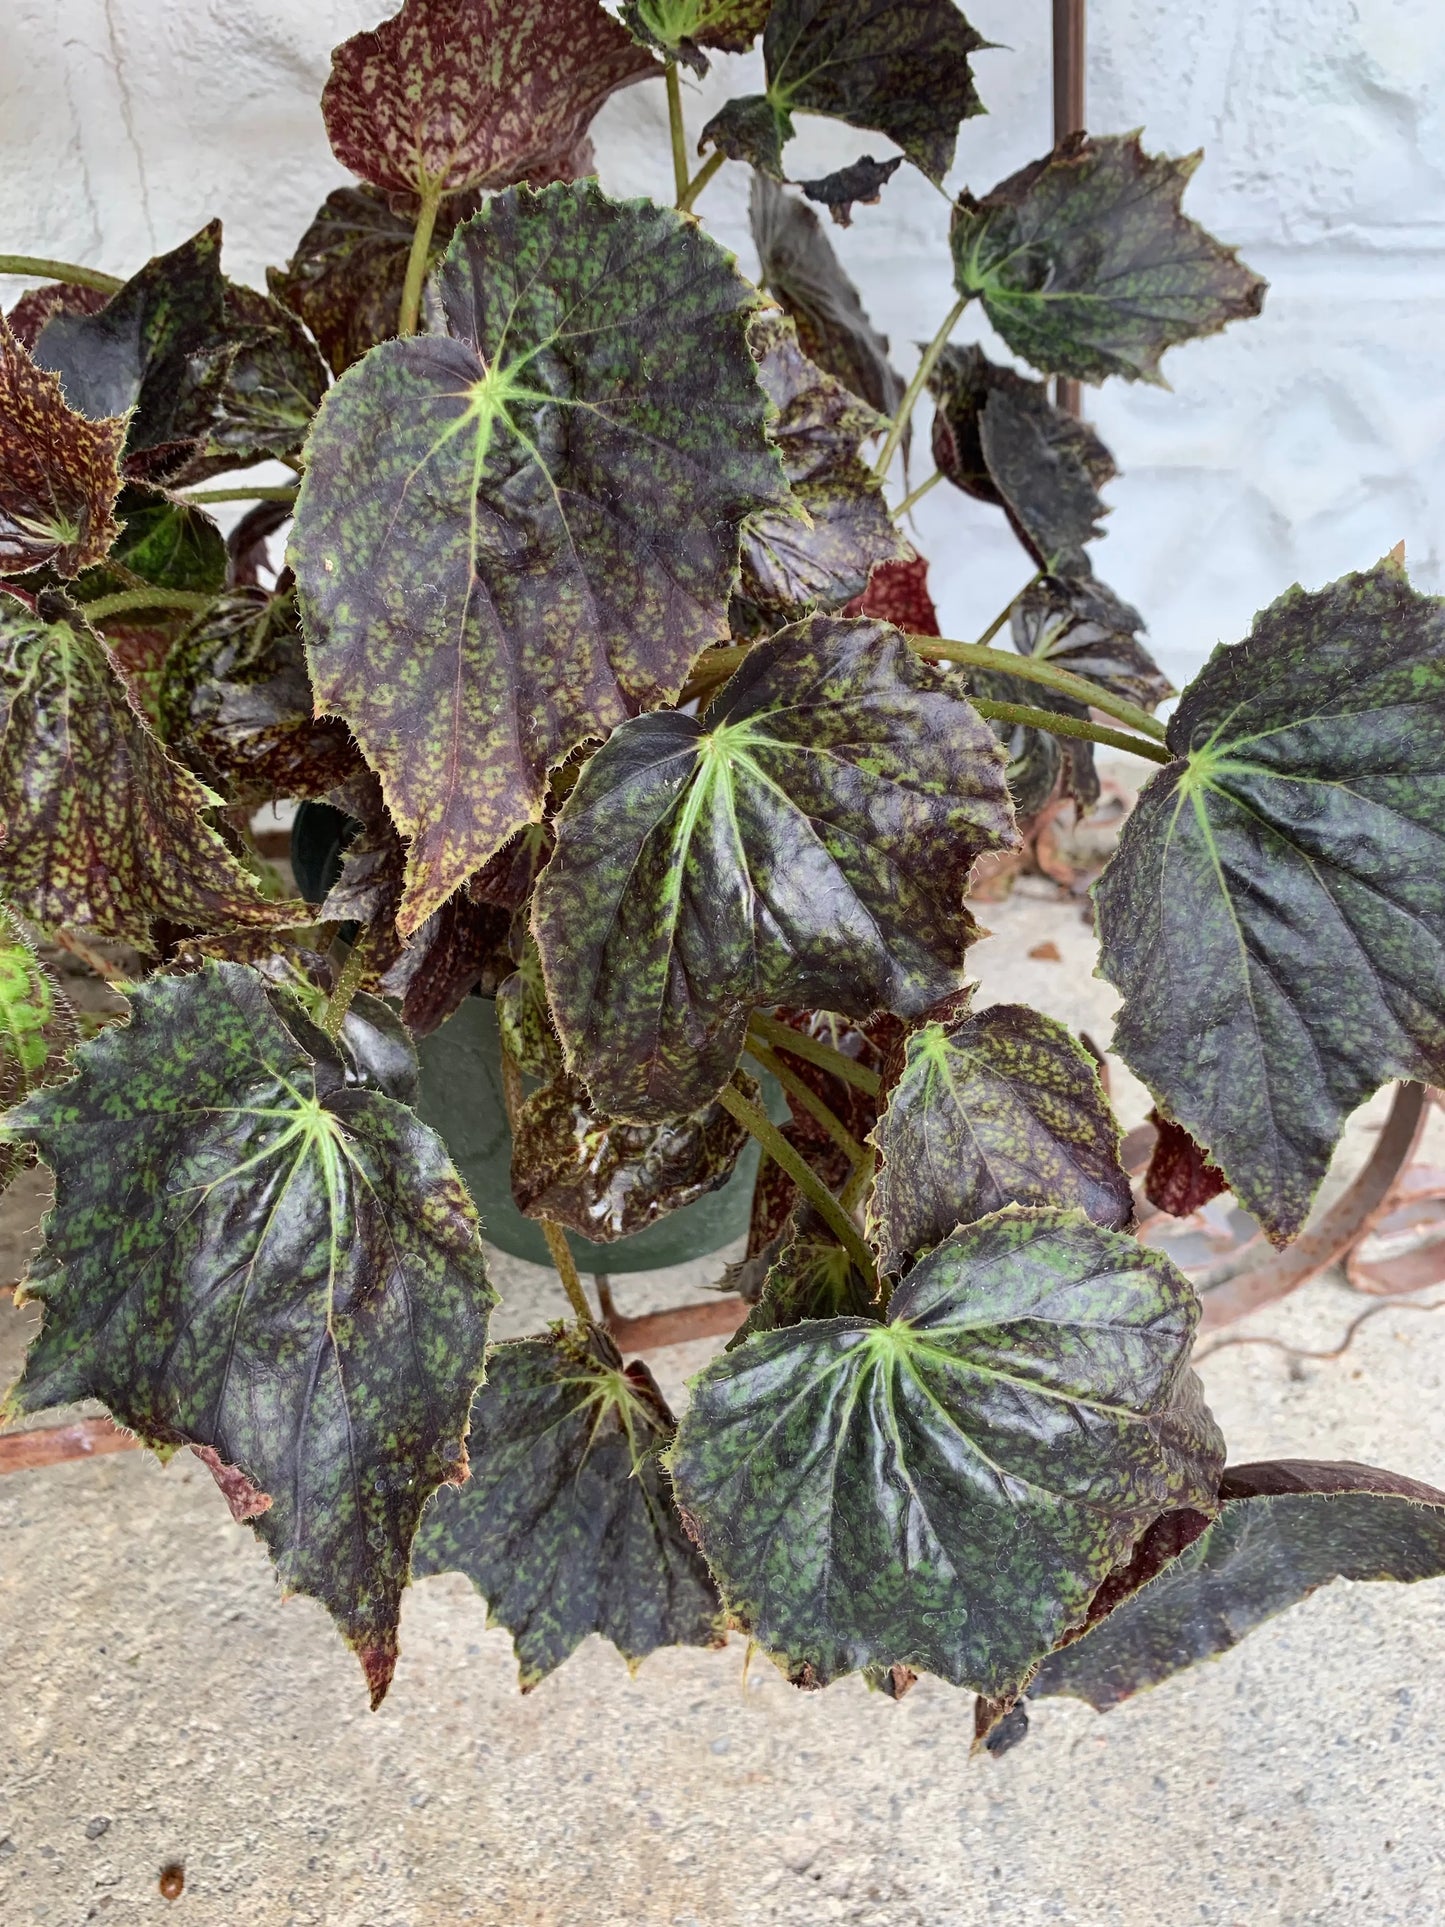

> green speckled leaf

[
  {"left": 729, "top": 1208, "right": 876, "bottom": 1347},
  {"left": 928, "top": 343, "right": 1115, "bottom": 572},
  {"left": 413, "top": 1324, "right": 723, "bottom": 1686},
  {"left": 0, "top": 314, "right": 124, "bottom": 578},
  {"left": 702, "top": 0, "right": 987, "bottom": 183},
  {"left": 1, "top": 962, "right": 495, "bottom": 1704},
  {"left": 1030, "top": 1460, "right": 1445, "bottom": 1712},
  {"left": 622, "top": 0, "right": 771, "bottom": 74},
  {"left": 0, "top": 599, "right": 293, "bottom": 945},
  {"left": 751, "top": 173, "right": 903, "bottom": 423},
  {"left": 0, "top": 905, "right": 77, "bottom": 1194},
  {"left": 736, "top": 310, "right": 906, "bottom": 628},
  {"left": 291, "top": 180, "right": 788, "bottom": 932},
  {"left": 950, "top": 134, "right": 1266, "bottom": 386},
  {"left": 867, "top": 1003, "right": 1132, "bottom": 1277},
  {"left": 511, "top": 1068, "right": 754, "bottom": 1241},
  {"left": 174, "top": 283, "right": 330, "bottom": 485},
  {"left": 669, "top": 1205, "right": 1221, "bottom": 1692},
  {"left": 1011, "top": 574, "right": 1172, "bottom": 713},
  {"left": 533, "top": 614, "right": 1017, "bottom": 1122},
  {"left": 322, "top": 0, "right": 654, "bottom": 200},
  {"left": 1094, "top": 558, "right": 1445, "bottom": 1244},
  {"left": 495, "top": 932, "right": 561, "bottom": 1080}
]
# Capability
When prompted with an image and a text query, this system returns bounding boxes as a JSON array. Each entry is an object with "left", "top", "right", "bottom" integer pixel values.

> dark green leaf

[
  {"left": 339, "top": 990, "right": 421, "bottom": 1106},
  {"left": 533, "top": 614, "right": 1017, "bottom": 1121},
  {"left": 0, "top": 599, "right": 293, "bottom": 945},
  {"left": 173, "top": 283, "right": 329, "bottom": 485},
  {"left": 291, "top": 180, "right": 788, "bottom": 932},
  {"left": 495, "top": 933, "right": 561, "bottom": 1080},
  {"left": 751, "top": 173, "right": 904, "bottom": 423},
  {"left": 1030, "top": 1460, "right": 1445, "bottom": 1711},
  {"left": 1094, "top": 557, "right": 1445, "bottom": 1242},
  {"left": 950, "top": 134, "right": 1267, "bottom": 385},
  {"left": 928, "top": 343, "right": 1115, "bottom": 572},
  {"left": 0, "top": 314, "right": 125, "bottom": 578},
  {"left": 322, "top": 0, "right": 655, "bottom": 199},
  {"left": 669, "top": 1205, "right": 1221, "bottom": 1692},
  {"left": 702, "top": 0, "right": 987, "bottom": 184},
  {"left": 160, "top": 587, "right": 358, "bottom": 805},
  {"left": 736, "top": 310, "right": 907, "bottom": 628},
  {"left": 511, "top": 1068, "right": 754, "bottom": 1241},
  {"left": 867, "top": 1003, "right": 1132, "bottom": 1276},
  {"left": 412, "top": 1324, "right": 723, "bottom": 1686},
  {"left": 622, "top": 0, "right": 771, "bottom": 74},
  {"left": 1, "top": 962, "right": 495, "bottom": 1704},
  {"left": 0, "top": 906, "right": 77, "bottom": 1194},
  {"left": 729, "top": 1208, "right": 876, "bottom": 1346},
  {"left": 798, "top": 154, "right": 904, "bottom": 228},
  {"left": 1011, "top": 574, "right": 1172, "bottom": 713}
]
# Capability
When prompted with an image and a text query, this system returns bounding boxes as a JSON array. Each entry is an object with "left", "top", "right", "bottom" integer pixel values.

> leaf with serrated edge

[
  {"left": 868, "top": 1004, "right": 1132, "bottom": 1276},
  {"left": 0, "top": 315, "right": 124, "bottom": 578},
  {"left": 1011, "top": 574, "right": 1172, "bottom": 713},
  {"left": 729, "top": 1209, "right": 876, "bottom": 1348},
  {"left": 173, "top": 283, "right": 329, "bottom": 486},
  {"left": 737, "top": 311, "right": 907, "bottom": 627},
  {"left": 1030, "top": 1460, "right": 1445, "bottom": 1712},
  {"left": 1094, "top": 557, "right": 1445, "bottom": 1244},
  {"left": 950, "top": 134, "right": 1266, "bottom": 385},
  {"left": 322, "top": 0, "right": 655, "bottom": 200},
  {"left": 0, "top": 905, "right": 77, "bottom": 1193},
  {"left": 533, "top": 615, "right": 1017, "bottom": 1122},
  {"left": 702, "top": 0, "right": 986, "bottom": 183},
  {"left": 0, "top": 600, "right": 294, "bottom": 945},
  {"left": 799, "top": 155, "right": 904, "bottom": 228},
  {"left": 413, "top": 1324, "right": 722, "bottom": 1687},
  {"left": 495, "top": 934, "right": 561, "bottom": 1081},
  {"left": 291, "top": 180, "right": 789, "bottom": 933},
  {"left": 670, "top": 1205, "right": 1220, "bottom": 1693},
  {"left": 1, "top": 962, "right": 494, "bottom": 1704},
  {"left": 751, "top": 173, "right": 904, "bottom": 423},
  {"left": 622, "top": 0, "right": 771, "bottom": 74}
]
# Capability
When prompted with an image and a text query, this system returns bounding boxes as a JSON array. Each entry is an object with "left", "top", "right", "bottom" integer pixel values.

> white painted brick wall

[{"left": 2, "top": 0, "right": 1440, "bottom": 684}]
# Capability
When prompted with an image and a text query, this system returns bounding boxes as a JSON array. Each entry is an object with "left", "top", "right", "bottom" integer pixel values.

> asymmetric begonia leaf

[
  {"left": 0, "top": 906, "right": 77, "bottom": 1194},
  {"left": 532, "top": 615, "right": 1017, "bottom": 1122},
  {"left": 173, "top": 284, "right": 329, "bottom": 485},
  {"left": 511, "top": 1068, "right": 754, "bottom": 1240},
  {"left": 735, "top": 311, "right": 906, "bottom": 628},
  {"left": 702, "top": 0, "right": 987, "bottom": 183},
  {"left": 412, "top": 1324, "right": 723, "bottom": 1686},
  {"left": 799, "top": 155, "right": 903, "bottom": 228},
  {"left": 0, "top": 315, "right": 124, "bottom": 578},
  {"left": 729, "top": 1209, "right": 876, "bottom": 1346},
  {"left": 1011, "top": 574, "right": 1172, "bottom": 713},
  {"left": 322, "top": 0, "right": 655, "bottom": 201},
  {"left": 751, "top": 173, "right": 904, "bottom": 422},
  {"left": 1029, "top": 1460, "right": 1445, "bottom": 1712},
  {"left": 950, "top": 134, "right": 1267, "bottom": 385},
  {"left": 0, "top": 599, "right": 291, "bottom": 944},
  {"left": 622, "top": 0, "right": 771, "bottom": 74},
  {"left": 1, "top": 962, "right": 495, "bottom": 1704},
  {"left": 928, "top": 344, "right": 1115, "bottom": 572},
  {"left": 161, "top": 588, "right": 358, "bottom": 805},
  {"left": 291, "top": 180, "right": 789, "bottom": 932},
  {"left": 669, "top": 1205, "right": 1221, "bottom": 1692},
  {"left": 1094, "top": 558, "right": 1445, "bottom": 1243},
  {"left": 867, "top": 1004, "right": 1133, "bottom": 1277}
]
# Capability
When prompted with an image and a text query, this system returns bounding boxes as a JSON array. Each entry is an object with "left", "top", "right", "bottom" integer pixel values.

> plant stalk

[
  {"left": 78, "top": 588, "right": 215, "bottom": 623},
  {"left": 321, "top": 930, "right": 373, "bottom": 1040},
  {"left": 872, "top": 293, "right": 969, "bottom": 482},
  {"left": 665, "top": 62, "right": 691, "bottom": 205},
  {"left": 716, "top": 1080, "right": 876, "bottom": 1281},
  {"left": 746, "top": 1012, "right": 881, "bottom": 1096},
  {"left": 743, "top": 1040, "right": 867, "bottom": 1167},
  {"left": 398, "top": 183, "right": 444, "bottom": 337},
  {"left": 181, "top": 484, "right": 299, "bottom": 506},
  {"left": 969, "top": 697, "right": 1173, "bottom": 764},
  {"left": 677, "top": 149, "right": 726, "bottom": 215},
  {"left": 914, "top": 634, "right": 1170, "bottom": 742},
  {"left": 0, "top": 254, "right": 124, "bottom": 295},
  {"left": 498, "top": 1036, "right": 592, "bottom": 1321},
  {"left": 891, "top": 470, "right": 944, "bottom": 522}
]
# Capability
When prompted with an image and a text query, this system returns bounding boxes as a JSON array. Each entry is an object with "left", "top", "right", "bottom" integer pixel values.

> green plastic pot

[{"left": 414, "top": 997, "right": 779, "bottom": 1272}]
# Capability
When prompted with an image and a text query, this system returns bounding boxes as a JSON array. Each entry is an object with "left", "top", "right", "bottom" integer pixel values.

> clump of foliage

[{"left": 3, "top": 0, "right": 1444, "bottom": 1730}]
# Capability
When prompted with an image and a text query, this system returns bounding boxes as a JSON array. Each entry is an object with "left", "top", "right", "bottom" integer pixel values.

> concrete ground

[{"left": 3, "top": 863, "right": 1444, "bottom": 1927}]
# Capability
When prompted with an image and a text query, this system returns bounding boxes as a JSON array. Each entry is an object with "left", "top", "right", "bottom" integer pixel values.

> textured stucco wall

[{"left": 2, "top": 0, "right": 1442, "bottom": 684}]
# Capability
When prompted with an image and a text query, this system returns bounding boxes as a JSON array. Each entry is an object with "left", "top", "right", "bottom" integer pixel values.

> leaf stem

[
  {"left": 678, "top": 148, "right": 726, "bottom": 214},
  {"left": 398, "top": 183, "right": 444, "bottom": 337},
  {"left": 79, "top": 588, "right": 215, "bottom": 623},
  {"left": 498, "top": 1037, "right": 592, "bottom": 1321},
  {"left": 891, "top": 470, "right": 943, "bottom": 522},
  {"left": 180, "top": 484, "right": 299, "bottom": 506},
  {"left": 717, "top": 1080, "right": 877, "bottom": 1282},
  {"left": 872, "top": 292, "right": 969, "bottom": 481},
  {"left": 746, "top": 1012, "right": 881, "bottom": 1096},
  {"left": 975, "top": 571, "right": 1043, "bottom": 649},
  {"left": 968, "top": 698, "right": 1173, "bottom": 764},
  {"left": 0, "top": 254, "right": 124, "bottom": 295},
  {"left": 665, "top": 62, "right": 691, "bottom": 205},
  {"left": 914, "top": 635, "right": 1170, "bottom": 742},
  {"left": 743, "top": 1040, "right": 867, "bottom": 1166},
  {"left": 322, "top": 929, "right": 373, "bottom": 1040}
]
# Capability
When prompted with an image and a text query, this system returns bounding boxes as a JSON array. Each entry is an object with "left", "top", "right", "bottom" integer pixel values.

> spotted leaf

[
  {"left": 729, "top": 1208, "right": 876, "bottom": 1347},
  {"left": 0, "top": 906, "right": 77, "bottom": 1194},
  {"left": 621, "top": 0, "right": 771, "bottom": 74},
  {"left": 0, "top": 314, "right": 124, "bottom": 579}
]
